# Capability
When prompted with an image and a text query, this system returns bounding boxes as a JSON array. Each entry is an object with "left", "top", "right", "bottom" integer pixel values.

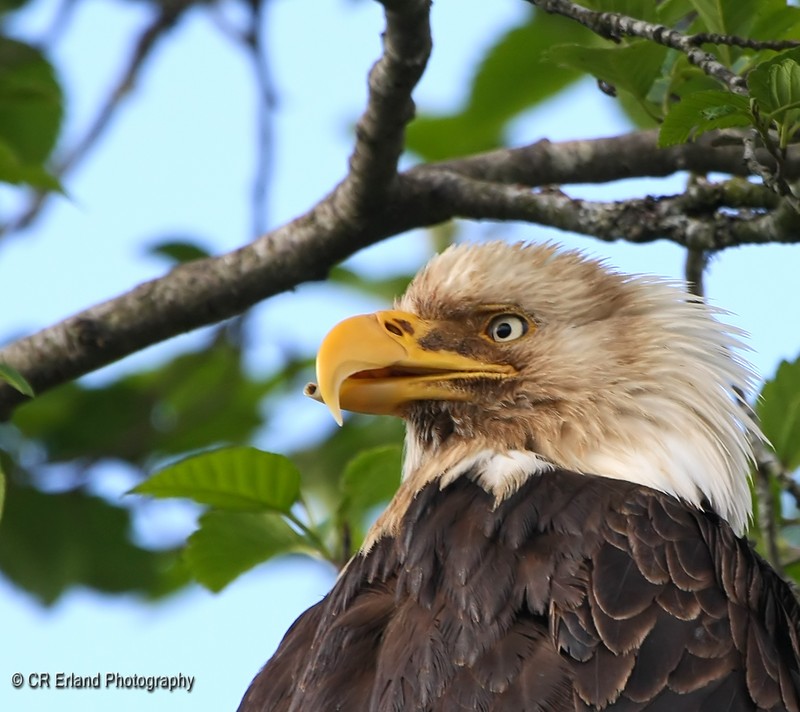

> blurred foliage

[
  {"left": 0, "top": 0, "right": 799, "bottom": 605},
  {"left": 0, "top": 37, "right": 62, "bottom": 189},
  {"left": 0, "top": 460, "right": 5, "bottom": 524},
  {"left": 147, "top": 238, "right": 213, "bottom": 266},
  {"left": 759, "top": 358, "right": 800, "bottom": 473},
  {"left": 406, "top": 9, "right": 601, "bottom": 161},
  {"left": 749, "top": 354, "right": 800, "bottom": 572},
  {"left": 0, "top": 363, "right": 33, "bottom": 397},
  {"left": 0, "top": 479, "right": 188, "bottom": 604}
]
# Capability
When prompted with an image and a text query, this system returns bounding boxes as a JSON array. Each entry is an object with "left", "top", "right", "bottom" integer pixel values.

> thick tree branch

[
  {"left": 397, "top": 170, "right": 800, "bottom": 248},
  {"left": 336, "top": 0, "right": 431, "bottom": 218},
  {"left": 413, "top": 130, "right": 800, "bottom": 186}
]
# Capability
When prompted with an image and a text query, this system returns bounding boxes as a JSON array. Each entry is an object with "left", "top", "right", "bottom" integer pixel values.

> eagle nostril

[{"left": 385, "top": 322, "right": 403, "bottom": 337}]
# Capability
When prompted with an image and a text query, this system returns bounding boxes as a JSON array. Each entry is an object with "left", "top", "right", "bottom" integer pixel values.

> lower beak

[{"left": 304, "top": 310, "right": 515, "bottom": 425}]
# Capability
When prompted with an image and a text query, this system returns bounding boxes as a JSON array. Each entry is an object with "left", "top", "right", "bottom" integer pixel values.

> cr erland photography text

[{"left": 10, "top": 671, "right": 195, "bottom": 693}]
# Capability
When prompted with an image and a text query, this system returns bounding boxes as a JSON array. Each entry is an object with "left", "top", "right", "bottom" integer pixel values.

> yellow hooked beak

[{"left": 304, "top": 310, "right": 516, "bottom": 425}]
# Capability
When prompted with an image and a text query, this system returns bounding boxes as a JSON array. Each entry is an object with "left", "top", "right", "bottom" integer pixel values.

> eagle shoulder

[{"left": 239, "top": 468, "right": 800, "bottom": 712}]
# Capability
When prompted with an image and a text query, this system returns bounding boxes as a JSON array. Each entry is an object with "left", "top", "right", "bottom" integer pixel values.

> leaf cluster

[
  {"left": 0, "top": 332, "right": 306, "bottom": 602},
  {"left": 131, "top": 444, "right": 402, "bottom": 591},
  {"left": 407, "top": 0, "right": 800, "bottom": 160}
]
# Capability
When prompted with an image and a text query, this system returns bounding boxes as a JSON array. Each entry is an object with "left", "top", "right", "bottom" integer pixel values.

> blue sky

[{"left": 2, "top": 0, "right": 799, "bottom": 710}]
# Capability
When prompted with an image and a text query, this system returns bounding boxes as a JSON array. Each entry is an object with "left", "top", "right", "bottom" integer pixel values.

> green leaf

[
  {"left": 329, "top": 266, "right": 413, "bottom": 302},
  {"left": 659, "top": 90, "right": 752, "bottom": 146},
  {"left": 0, "top": 0, "right": 31, "bottom": 12},
  {"left": 148, "top": 239, "right": 212, "bottom": 265},
  {"left": 783, "top": 557, "right": 800, "bottom": 586},
  {"left": 406, "top": 10, "right": 597, "bottom": 161},
  {"left": 758, "top": 355, "right": 800, "bottom": 473},
  {"left": 748, "top": 49, "right": 800, "bottom": 108},
  {"left": 753, "top": 60, "right": 800, "bottom": 137},
  {"left": 293, "top": 415, "right": 404, "bottom": 505},
  {"left": 0, "top": 139, "right": 62, "bottom": 189},
  {"left": 132, "top": 446, "right": 302, "bottom": 513},
  {"left": 749, "top": 51, "right": 800, "bottom": 146},
  {"left": 0, "top": 362, "right": 34, "bottom": 397},
  {"left": 750, "top": 5, "right": 800, "bottom": 42},
  {"left": 548, "top": 41, "right": 668, "bottom": 108},
  {"left": 657, "top": 0, "right": 696, "bottom": 26},
  {"left": 0, "top": 483, "right": 187, "bottom": 604},
  {"left": 0, "top": 38, "right": 62, "bottom": 187},
  {"left": 338, "top": 445, "right": 402, "bottom": 543},
  {"left": 184, "top": 511, "right": 309, "bottom": 592},
  {"left": 688, "top": 0, "right": 759, "bottom": 36}
]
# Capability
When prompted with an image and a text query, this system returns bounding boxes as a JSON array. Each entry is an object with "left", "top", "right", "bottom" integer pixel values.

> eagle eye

[{"left": 486, "top": 314, "right": 528, "bottom": 342}]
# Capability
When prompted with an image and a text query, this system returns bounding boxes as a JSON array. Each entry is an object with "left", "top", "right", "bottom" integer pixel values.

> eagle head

[{"left": 305, "top": 241, "right": 759, "bottom": 536}]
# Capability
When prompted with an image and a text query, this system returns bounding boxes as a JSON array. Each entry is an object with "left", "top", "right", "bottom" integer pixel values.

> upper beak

[{"left": 303, "top": 310, "right": 515, "bottom": 425}]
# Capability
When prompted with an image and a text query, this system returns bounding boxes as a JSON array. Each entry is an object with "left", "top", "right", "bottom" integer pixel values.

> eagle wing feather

[{"left": 239, "top": 469, "right": 800, "bottom": 712}]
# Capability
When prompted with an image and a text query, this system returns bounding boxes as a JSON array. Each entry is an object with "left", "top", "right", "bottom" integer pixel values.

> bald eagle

[{"left": 239, "top": 242, "right": 800, "bottom": 711}]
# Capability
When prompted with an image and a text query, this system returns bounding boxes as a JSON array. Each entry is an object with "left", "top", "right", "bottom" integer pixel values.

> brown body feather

[{"left": 238, "top": 469, "right": 800, "bottom": 711}]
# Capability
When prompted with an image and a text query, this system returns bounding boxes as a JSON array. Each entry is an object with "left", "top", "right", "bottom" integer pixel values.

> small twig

[
  {"left": 340, "top": 522, "right": 352, "bottom": 570},
  {"left": 42, "top": 0, "right": 79, "bottom": 45},
  {"left": 755, "top": 458, "right": 784, "bottom": 573},
  {"left": 684, "top": 176, "right": 709, "bottom": 298},
  {"left": 684, "top": 248, "right": 707, "bottom": 297},
  {"left": 285, "top": 511, "right": 334, "bottom": 564},
  {"left": 736, "top": 390, "right": 793, "bottom": 573},
  {"left": 529, "top": 0, "right": 747, "bottom": 94},
  {"left": 743, "top": 128, "right": 800, "bottom": 212},
  {"left": 755, "top": 439, "right": 800, "bottom": 514},
  {"left": 688, "top": 34, "right": 800, "bottom": 51},
  {"left": 243, "top": 0, "right": 277, "bottom": 238}
]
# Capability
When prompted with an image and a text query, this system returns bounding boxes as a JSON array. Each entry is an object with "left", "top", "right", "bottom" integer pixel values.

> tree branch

[
  {"left": 397, "top": 170, "right": 800, "bottom": 248},
  {"left": 336, "top": 0, "right": 431, "bottom": 218},
  {"left": 688, "top": 34, "right": 800, "bottom": 52},
  {"left": 412, "top": 130, "right": 800, "bottom": 186},
  {"left": 529, "top": 0, "right": 746, "bottom": 94},
  {"left": 684, "top": 248, "right": 707, "bottom": 298}
]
